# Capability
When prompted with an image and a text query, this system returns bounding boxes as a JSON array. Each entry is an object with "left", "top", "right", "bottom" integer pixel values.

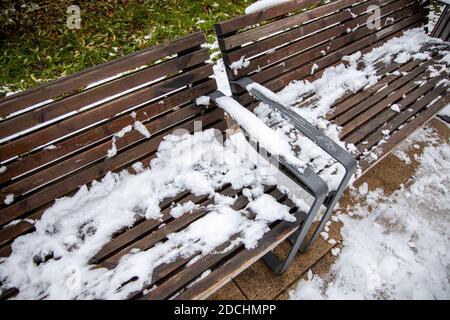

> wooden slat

[
  {"left": 0, "top": 67, "right": 215, "bottom": 164},
  {"left": 0, "top": 32, "right": 206, "bottom": 118},
  {"left": 0, "top": 49, "right": 210, "bottom": 141},
  {"left": 345, "top": 73, "right": 448, "bottom": 145},
  {"left": 227, "top": 0, "right": 408, "bottom": 74}
]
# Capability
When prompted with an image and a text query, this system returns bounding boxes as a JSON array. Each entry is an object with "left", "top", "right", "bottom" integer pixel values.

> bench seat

[{"left": 213, "top": 0, "right": 450, "bottom": 289}]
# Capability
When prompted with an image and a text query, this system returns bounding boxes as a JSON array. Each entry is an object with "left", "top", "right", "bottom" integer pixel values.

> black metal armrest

[{"left": 231, "top": 78, "right": 357, "bottom": 252}]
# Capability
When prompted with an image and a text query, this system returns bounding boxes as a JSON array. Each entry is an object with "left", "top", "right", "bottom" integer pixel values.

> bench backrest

[
  {"left": 215, "top": 0, "right": 429, "bottom": 108},
  {"left": 0, "top": 32, "right": 224, "bottom": 238},
  {"left": 431, "top": 4, "right": 450, "bottom": 41}
]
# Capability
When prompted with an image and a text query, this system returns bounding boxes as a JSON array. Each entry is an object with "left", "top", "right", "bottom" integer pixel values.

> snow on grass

[
  {"left": 0, "top": 129, "right": 298, "bottom": 299},
  {"left": 290, "top": 136, "right": 450, "bottom": 300},
  {"left": 245, "top": 0, "right": 291, "bottom": 14}
]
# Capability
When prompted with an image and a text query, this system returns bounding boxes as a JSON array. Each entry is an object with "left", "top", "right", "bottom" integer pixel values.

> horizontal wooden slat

[{"left": 0, "top": 32, "right": 206, "bottom": 118}]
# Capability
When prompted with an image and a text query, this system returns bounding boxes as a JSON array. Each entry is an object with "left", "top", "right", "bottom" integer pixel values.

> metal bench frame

[{"left": 218, "top": 81, "right": 357, "bottom": 274}]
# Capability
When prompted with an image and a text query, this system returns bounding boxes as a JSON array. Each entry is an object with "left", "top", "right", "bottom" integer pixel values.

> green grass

[{"left": 0, "top": 0, "right": 251, "bottom": 95}]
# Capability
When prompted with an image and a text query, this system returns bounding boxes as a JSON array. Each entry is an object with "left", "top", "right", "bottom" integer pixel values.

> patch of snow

[
  {"left": 4, "top": 194, "right": 14, "bottom": 205},
  {"left": 212, "top": 59, "right": 231, "bottom": 96},
  {"left": 170, "top": 201, "right": 199, "bottom": 219},
  {"left": 196, "top": 96, "right": 211, "bottom": 107},
  {"left": 134, "top": 121, "right": 151, "bottom": 139},
  {"left": 230, "top": 56, "right": 250, "bottom": 75},
  {"left": 0, "top": 129, "right": 297, "bottom": 299}
]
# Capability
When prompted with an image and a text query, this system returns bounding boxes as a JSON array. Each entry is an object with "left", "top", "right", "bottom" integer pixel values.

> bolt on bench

[
  {"left": 215, "top": 0, "right": 450, "bottom": 272},
  {"left": 0, "top": 31, "right": 353, "bottom": 299}
]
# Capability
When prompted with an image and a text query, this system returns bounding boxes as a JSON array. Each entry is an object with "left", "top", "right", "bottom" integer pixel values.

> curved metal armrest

[
  {"left": 233, "top": 77, "right": 357, "bottom": 174},
  {"left": 232, "top": 78, "right": 357, "bottom": 251}
]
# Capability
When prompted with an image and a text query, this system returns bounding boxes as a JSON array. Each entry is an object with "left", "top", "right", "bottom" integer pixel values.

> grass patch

[{"left": 0, "top": 0, "right": 251, "bottom": 95}]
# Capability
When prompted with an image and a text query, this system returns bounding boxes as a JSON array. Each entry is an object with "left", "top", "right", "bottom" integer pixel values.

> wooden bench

[
  {"left": 215, "top": 0, "right": 450, "bottom": 252},
  {"left": 0, "top": 30, "right": 355, "bottom": 299}
]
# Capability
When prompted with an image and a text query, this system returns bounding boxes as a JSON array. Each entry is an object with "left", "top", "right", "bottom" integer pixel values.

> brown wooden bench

[
  {"left": 0, "top": 31, "right": 348, "bottom": 299},
  {"left": 215, "top": 0, "right": 450, "bottom": 262}
]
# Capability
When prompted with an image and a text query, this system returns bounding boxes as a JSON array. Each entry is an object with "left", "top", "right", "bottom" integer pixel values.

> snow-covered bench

[
  {"left": 0, "top": 31, "right": 355, "bottom": 299},
  {"left": 431, "top": 2, "right": 450, "bottom": 41},
  {"left": 215, "top": 0, "right": 450, "bottom": 273}
]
